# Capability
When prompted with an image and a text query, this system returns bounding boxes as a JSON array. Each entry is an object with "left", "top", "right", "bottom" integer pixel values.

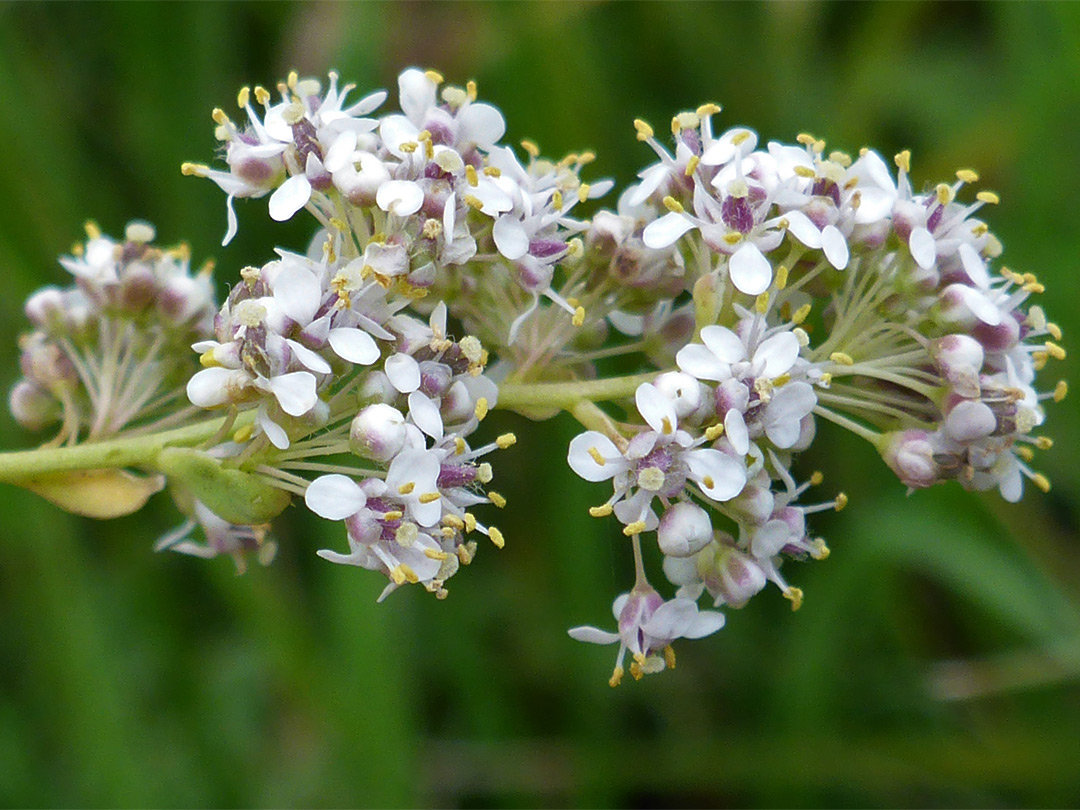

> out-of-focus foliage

[{"left": 0, "top": 3, "right": 1078, "bottom": 806}]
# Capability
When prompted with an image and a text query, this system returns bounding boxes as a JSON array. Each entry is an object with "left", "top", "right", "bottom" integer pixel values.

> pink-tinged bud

[
  {"left": 417, "top": 361, "right": 452, "bottom": 398},
  {"left": 25, "top": 287, "right": 66, "bottom": 330},
  {"left": 357, "top": 371, "right": 398, "bottom": 404},
  {"left": 880, "top": 429, "right": 940, "bottom": 489},
  {"left": 709, "top": 543, "right": 768, "bottom": 609},
  {"left": 439, "top": 380, "right": 474, "bottom": 424},
  {"left": 848, "top": 220, "right": 889, "bottom": 251},
  {"left": 972, "top": 314, "right": 1020, "bottom": 354},
  {"left": 657, "top": 502, "right": 713, "bottom": 557},
  {"left": 350, "top": 403, "right": 407, "bottom": 463},
  {"left": 9, "top": 380, "right": 60, "bottom": 430},
  {"left": 944, "top": 399, "right": 997, "bottom": 442},
  {"left": 117, "top": 261, "right": 157, "bottom": 312},
  {"left": 727, "top": 483, "right": 775, "bottom": 526},
  {"left": 932, "top": 334, "right": 984, "bottom": 398}
]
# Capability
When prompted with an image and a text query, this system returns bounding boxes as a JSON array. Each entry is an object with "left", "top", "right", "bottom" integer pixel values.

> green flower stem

[
  {"left": 0, "top": 411, "right": 253, "bottom": 485},
  {"left": 495, "top": 372, "right": 660, "bottom": 416}
]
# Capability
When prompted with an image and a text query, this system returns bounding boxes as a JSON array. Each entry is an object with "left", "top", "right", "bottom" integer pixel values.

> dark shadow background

[{"left": 0, "top": 2, "right": 1078, "bottom": 806}]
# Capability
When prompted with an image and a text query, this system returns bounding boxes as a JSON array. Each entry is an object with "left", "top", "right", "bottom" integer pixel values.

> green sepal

[{"left": 156, "top": 447, "right": 291, "bottom": 525}]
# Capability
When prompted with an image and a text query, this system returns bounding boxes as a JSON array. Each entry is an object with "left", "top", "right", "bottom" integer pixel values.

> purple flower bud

[
  {"left": 350, "top": 403, "right": 407, "bottom": 462},
  {"left": 658, "top": 502, "right": 713, "bottom": 557},
  {"left": 880, "top": 429, "right": 940, "bottom": 489}
]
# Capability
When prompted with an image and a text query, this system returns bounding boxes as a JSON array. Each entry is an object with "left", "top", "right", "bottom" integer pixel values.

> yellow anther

[
  {"left": 1047, "top": 322, "right": 1063, "bottom": 341},
  {"left": 697, "top": 102, "right": 722, "bottom": 117},
  {"left": 633, "top": 118, "right": 654, "bottom": 140},
  {"left": 796, "top": 132, "right": 816, "bottom": 146},
  {"left": 1053, "top": 380, "right": 1068, "bottom": 402},
  {"left": 180, "top": 161, "right": 208, "bottom": 177},
  {"left": 609, "top": 666, "right": 624, "bottom": 688},
  {"left": 830, "top": 351, "right": 855, "bottom": 366},
  {"left": 482, "top": 165, "right": 501, "bottom": 177},
  {"left": 623, "top": 521, "right": 647, "bottom": 536},
  {"left": 466, "top": 80, "right": 477, "bottom": 101},
  {"left": 589, "top": 504, "right": 614, "bottom": 518},
  {"left": 793, "top": 165, "right": 817, "bottom": 179},
  {"left": 1045, "top": 341, "right": 1066, "bottom": 361},
  {"left": 723, "top": 232, "right": 743, "bottom": 246},
  {"left": 972, "top": 222, "right": 989, "bottom": 237},
  {"left": 418, "top": 492, "right": 441, "bottom": 505},
  {"left": 397, "top": 482, "right": 416, "bottom": 495},
  {"left": 810, "top": 471, "right": 824, "bottom": 486},
  {"left": 1035, "top": 436, "right": 1054, "bottom": 451},
  {"left": 1033, "top": 352, "right": 1048, "bottom": 371},
  {"left": 1024, "top": 282, "right": 1045, "bottom": 294},
  {"left": 1032, "top": 473, "right": 1051, "bottom": 493},
  {"left": 464, "top": 164, "right": 479, "bottom": 187},
  {"left": 521, "top": 139, "right": 540, "bottom": 158},
  {"left": 773, "top": 373, "right": 791, "bottom": 387},
  {"left": 587, "top": 446, "right": 607, "bottom": 466},
  {"left": 232, "top": 424, "right": 254, "bottom": 444},
  {"left": 684, "top": 155, "right": 700, "bottom": 177},
  {"left": 488, "top": 491, "right": 507, "bottom": 509},
  {"left": 572, "top": 306, "right": 586, "bottom": 328},
  {"left": 424, "top": 69, "right": 444, "bottom": 85},
  {"left": 792, "top": 303, "right": 812, "bottom": 325},
  {"left": 456, "top": 544, "right": 474, "bottom": 565},
  {"left": 661, "top": 416, "right": 674, "bottom": 436},
  {"left": 664, "top": 645, "right": 677, "bottom": 670},
  {"left": 578, "top": 150, "right": 597, "bottom": 165},
  {"left": 755, "top": 293, "right": 770, "bottom": 314},
  {"left": 935, "top": 183, "right": 953, "bottom": 205},
  {"left": 976, "top": 190, "right": 1000, "bottom": 205},
  {"left": 253, "top": 86, "right": 270, "bottom": 105},
  {"left": 198, "top": 350, "right": 220, "bottom": 369},
  {"left": 552, "top": 190, "right": 563, "bottom": 210},
  {"left": 829, "top": 150, "right": 852, "bottom": 168},
  {"left": 629, "top": 660, "right": 645, "bottom": 681},
  {"left": 894, "top": 150, "right": 911, "bottom": 173},
  {"left": 236, "top": 86, "right": 250, "bottom": 108},
  {"left": 464, "top": 513, "right": 477, "bottom": 533},
  {"left": 661, "top": 196, "right": 684, "bottom": 214},
  {"left": 389, "top": 566, "right": 407, "bottom": 586},
  {"left": 956, "top": 168, "right": 979, "bottom": 184},
  {"left": 774, "top": 264, "right": 789, "bottom": 291},
  {"left": 488, "top": 527, "right": 505, "bottom": 549},
  {"left": 810, "top": 538, "right": 831, "bottom": 560},
  {"left": 834, "top": 492, "right": 848, "bottom": 511},
  {"left": 441, "top": 514, "right": 465, "bottom": 530},
  {"left": 496, "top": 433, "right": 517, "bottom": 449},
  {"left": 286, "top": 70, "right": 299, "bottom": 90},
  {"left": 704, "top": 424, "right": 725, "bottom": 442},
  {"left": 1015, "top": 446, "right": 1035, "bottom": 462},
  {"left": 463, "top": 194, "right": 484, "bottom": 211},
  {"left": 424, "top": 548, "right": 450, "bottom": 562},
  {"left": 730, "top": 130, "right": 754, "bottom": 147},
  {"left": 784, "top": 586, "right": 804, "bottom": 611},
  {"left": 477, "top": 463, "right": 493, "bottom": 484},
  {"left": 474, "top": 397, "right": 489, "bottom": 421},
  {"left": 211, "top": 107, "right": 230, "bottom": 126},
  {"left": 702, "top": 476, "right": 715, "bottom": 490}
]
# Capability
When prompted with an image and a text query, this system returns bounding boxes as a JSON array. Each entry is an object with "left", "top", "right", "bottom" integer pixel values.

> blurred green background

[{"left": 0, "top": 2, "right": 1078, "bottom": 806}]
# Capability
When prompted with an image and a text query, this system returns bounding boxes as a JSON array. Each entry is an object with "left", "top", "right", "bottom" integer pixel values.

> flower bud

[
  {"left": 9, "top": 380, "right": 60, "bottom": 430},
  {"left": 726, "top": 483, "right": 774, "bottom": 526},
  {"left": 350, "top": 403, "right": 407, "bottom": 462},
  {"left": 705, "top": 542, "right": 768, "bottom": 609},
  {"left": 25, "top": 287, "right": 66, "bottom": 331},
  {"left": 932, "top": 334, "right": 984, "bottom": 398},
  {"left": 944, "top": 399, "right": 997, "bottom": 442},
  {"left": 880, "top": 429, "right": 940, "bottom": 489},
  {"left": 657, "top": 502, "right": 713, "bottom": 557}
]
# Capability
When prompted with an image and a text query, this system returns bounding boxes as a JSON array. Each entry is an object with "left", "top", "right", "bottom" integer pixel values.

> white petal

[
  {"left": 376, "top": 180, "right": 424, "bottom": 217},
  {"left": 273, "top": 264, "right": 322, "bottom": 325},
  {"left": 635, "top": 383, "right": 678, "bottom": 437},
  {"left": 821, "top": 225, "right": 849, "bottom": 270},
  {"left": 642, "top": 212, "right": 695, "bottom": 249},
  {"left": 567, "top": 626, "right": 620, "bottom": 645},
  {"left": 765, "top": 383, "right": 817, "bottom": 448},
  {"left": 304, "top": 474, "right": 367, "bottom": 520},
  {"left": 853, "top": 187, "right": 894, "bottom": 224},
  {"left": 627, "top": 163, "right": 669, "bottom": 206},
  {"left": 957, "top": 285, "right": 1003, "bottom": 326},
  {"left": 469, "top": 178, "right": 514, "bottom": 215},
  {"left": 783, "top": 210, "right": 822, "bottom": 248},
  {"left": 567, "top": 431, "right": 623, "bottom": 482},
  {"left": 728, "top": 242, "right": 772, "bottom": 295},
  {"left": 700, "top": 326, "right": 747, "bottom": 365},
  {"left": 286, "top": 339, "right": 332, "bottom": 374},
  {"left": 222, "top": 194, "right": 238, "bottom": 247},
  {"left": 676, "top": 343, "right": 730, "bottom": 382},
  {"left": 751, "top": 520, "right": 790, "bottom": 558},
  {"left": 260, "top": 412, "right": 291, "bottom": 449},
  {"left": 682, "top": 609, "right": 726, "bottom": 639},
  {"left": 324, "top": 130, "right": 358, "bottom": 173},
  {"left": 687, "top": 449, "right": 746, "bottom": 502},
  {"left": 443, "top": 192, "right": 456, "bottom": 245},
  {"left": 268, "top": 175, "right": 312, "bottom": 222},
  {"left": 407, "top": 391, "right": 444, "bottom": 442},
  {"left": 958, "top": 242, "right": 991, "bottom": 288},
  {"left": 754, "top": 331, "right": 800, "bottom": 378},
  {"left": 329, "top": 327, "right": 381, "bottom": 365},
  {"left": 186, "top": 367, "right": 240, "bottom": 408},
  {"left": 398, "top": 68, "right": 437, "bottom": 123},
  {"left": 724, "top": 409, "right": 750, "bottom": 456},
  {"left": 269, "top": 371, "right": 317, "bottom": 416},
  {"left": 909, "top": 226, "right": 936, "bottom": 269},
  {"left": 492, "top": 215, "right": 529, "bottom": 260},
  {"left": 384, "top": 353, "right": 421, "bottom": 393},
  {"left": 379, "top": 114, "right": 420, "bottom": 157},
  {"left": 457, "top": 102, "right": 506, "bottom": 148}
]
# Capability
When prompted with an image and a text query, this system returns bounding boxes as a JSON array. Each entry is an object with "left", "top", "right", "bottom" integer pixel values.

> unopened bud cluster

[{"left": 7, "top": 68, "right": 1064, "bottom": 684}]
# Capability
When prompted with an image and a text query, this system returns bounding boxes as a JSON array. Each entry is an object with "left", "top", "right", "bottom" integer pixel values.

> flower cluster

[
  {"left": 6, "top": 68, "right": 1064, "bottom": 684},
  {"left": 10, "top": 221, "right": 215, "bottom": 442}
]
